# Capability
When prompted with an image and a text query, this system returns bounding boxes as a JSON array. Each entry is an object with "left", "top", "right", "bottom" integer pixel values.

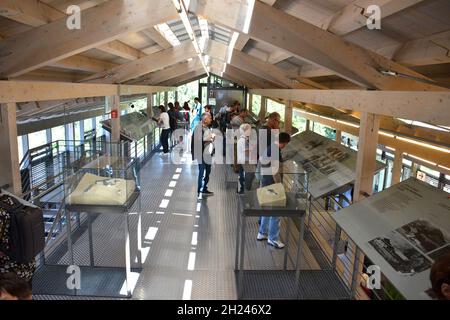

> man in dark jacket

[{"left": 191, "top": 113, "right": 215, "bottom": 197}]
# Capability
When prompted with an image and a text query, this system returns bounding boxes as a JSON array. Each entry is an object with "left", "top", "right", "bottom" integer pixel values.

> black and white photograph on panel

[
  {"left": 429, "top": 244, "right": 450, "bottom": 262},
  {"left": 368, "top": 231, "right": 432, "bottom": 275},
  {"left": 396, "top": 219, "right": 450, "bottom": 254}
]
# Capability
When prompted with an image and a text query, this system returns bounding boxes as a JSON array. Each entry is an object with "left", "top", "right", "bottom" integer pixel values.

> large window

[
  {"left": 313, "top": 122, "right": 336, "bottom": 140},
  {"left": 84, "top": 119, "right": 94, "bottom": 132},
  {"left": 28, "top": 129, "right": 48, "bottom": 150},
  {"left": 95, "top": 116, "right": 106, "bottom": 138},
  {"left": 292, "top": 110, "right": 307, "bottom": 132},
  {"left": 74, "top": 121, "right": 81, "bottom": 144},
  {"left": 52, "top": 125, "right": 65, "bottom": 142},
  {"left": 177, "top": 80, "right": 199, "bottom": 106},
  {"left": 251, "top": 95, "right": 261, "bottom": 116},
  {"left": 267, "top": 99, "right": 285, "bottom": 120},
  {"left": 168, "top": 91, "right": 176, "bottom": 103},
  {"left": 17, "top": 136, "right": 23, "bottom": 163}
]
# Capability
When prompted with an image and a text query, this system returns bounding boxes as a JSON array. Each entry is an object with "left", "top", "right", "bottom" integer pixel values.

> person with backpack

[{"left": 0, "top": 192, "right": 43, "bottom": 287}]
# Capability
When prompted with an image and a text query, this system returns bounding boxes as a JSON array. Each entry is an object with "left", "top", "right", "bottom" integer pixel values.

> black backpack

[
  {"left": 169, "top": 114, "right": 177, "bottom": 131},
  {"left": 0, "top": 194, "right": 45, "bottom": 264}
]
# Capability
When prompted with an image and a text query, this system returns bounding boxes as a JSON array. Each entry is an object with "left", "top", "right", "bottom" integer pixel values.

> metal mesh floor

[{"left": 35, "top": 151, "right": 349, "bottom": 300}]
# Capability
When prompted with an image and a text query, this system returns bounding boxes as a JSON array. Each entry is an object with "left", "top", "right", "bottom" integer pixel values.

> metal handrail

[{"left": 44, "top": 202, "right": 64, "bottom": 246}]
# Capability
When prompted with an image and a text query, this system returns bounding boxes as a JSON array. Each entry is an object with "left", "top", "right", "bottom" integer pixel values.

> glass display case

[
  {"left": 64, "top": 155, "right": 140, "bottom": 212},
  {"left": 32, "top": 155, "right": 143, "bottom": 298},
  {"left": 234, "top": 161, "right": 309, "bottom": 299}
]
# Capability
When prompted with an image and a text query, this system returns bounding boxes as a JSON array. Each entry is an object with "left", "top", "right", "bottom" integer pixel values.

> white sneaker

[
  {"left": 267, "top": 239, "right": 285, "bottom": 249},
  {"left": 256, "top": 233, "right": 268, "bottom": 241}
]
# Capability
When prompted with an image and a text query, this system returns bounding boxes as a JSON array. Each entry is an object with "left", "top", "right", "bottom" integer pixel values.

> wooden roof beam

[
  {"left": 325, "top": 0, "right": 425, "bottom": 35},
  {"left": 131, "top": 59, "right": 203, "bottom": 85},
  {"left": 0, "top": 0, "right": 177, "bottom": 78},
  {"left": 159, "top": 69, "right": 206, "bottom": 87},
  {"left": 0, "top": 80, "right": 175, "bottom": 103},
  {"left": 97, "top": 41, "right": 146, "bottom": 61},
  {"left": 83, "top": 41, "right": 197, "bottom": 84},
  {"left": 48, "top": 55, "right": 118, "bottom": 73},
  {"left": 249, "top": 88, "right": 450, "bottom": 126},
  {"left": 191, "top": 0, "right": 445, "bottom": 90},
  {"left": 141, "top": 28, "right": 172, "bottom": 50}
]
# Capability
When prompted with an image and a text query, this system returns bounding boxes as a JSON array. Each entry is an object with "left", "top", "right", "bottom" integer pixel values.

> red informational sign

[{"left": 111, "top": 109, "right": 118, "bottom": 119}]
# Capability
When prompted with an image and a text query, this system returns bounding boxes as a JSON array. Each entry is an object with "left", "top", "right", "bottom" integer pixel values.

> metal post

[
  {"left": 76, "top": 212, "right": 81, "bottom": 228},
  {"left": 88, "top": 213, "right": 94, "bottom": 267},
  {"left": 332, "top": 225, "right": 342, "bottom": 269},
  {"left": 350, "top": 247, "right": 361, "bottom": 299},
  {"left": 238, "top": 215, "right": 246, "bottom": 299},
  {"left": 65, "top": 210, "right": 74, "bottom": 266},
  {"left": 234, "top": 211, "right": 241, "bottom": 271},
  {"left": 137, "top": 211, "right": 142, "bottom": 267},
  {"left": 124, "top": 212, "right": 132, "bottom": 297},
  {"left": 306, "top": 194, "right": 313, "bottom": 231},
  {"left": 295, "top": 215, "right": 305, "bottom": 281},
  {"left": 283, "top": 218, "right": 290, "bottom": 270}
]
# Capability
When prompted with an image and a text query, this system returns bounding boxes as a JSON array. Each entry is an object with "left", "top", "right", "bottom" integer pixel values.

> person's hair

[
  {"left": 175, "top": 101, "right": 180, "bottom": 108},
  {"left": 204, "top": 105, "right": 211, "bottom": 111},
  {"left": 183, "top": 102, "right": 189, "bottom": 109},
  {"left": 430, "top": 253, "right": 450, "bottom": 299},
  {"left": 194, "top": 97, "right": 200, "bottom": 102},
  {"left": 239, "top": 108, "right": 247, "bottom": 114},
  {"left": 268, "top": 112, "right": 281, "bottom": 120},
  {"left": 0, "top": 273, "right": 32, "bottom": 300},
  {"left": 158, "top": 105, "right": 166, "bottom": 113},
  {"left": 168, "top": 102, "right": 174, "bottom": 110},
  {"left": 279, "top": 132, "right": 291, "bottom": 144}
]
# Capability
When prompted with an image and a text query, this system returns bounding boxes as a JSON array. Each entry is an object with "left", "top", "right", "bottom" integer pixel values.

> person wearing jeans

[
  {"left": 191, "top": 113, "right": 214, "bottom": 197},
  {"left": 197, "top": 163, "right": 212, "bottom": 195},
  {"left": 257, "top": 132, "right": 291, "bottom": 249},
  {"left": 157, "top": 105, "right": 171, "bottom": 155}
]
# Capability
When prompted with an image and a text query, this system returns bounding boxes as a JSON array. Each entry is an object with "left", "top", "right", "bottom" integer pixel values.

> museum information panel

[
  {"left": 332, "top": 178, "right": 450, "bottom": 300},
  {"left": 283, "top": 131, "right": 385, "bottom": 198}
]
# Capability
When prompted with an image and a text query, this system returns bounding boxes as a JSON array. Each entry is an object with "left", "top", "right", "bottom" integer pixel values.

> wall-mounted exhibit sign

[
  {"left": 332, "top": 178, "right": 450, "bottom": 300},
  {"left": 282, "top": 131, "right": 385, "bottom": 198}
]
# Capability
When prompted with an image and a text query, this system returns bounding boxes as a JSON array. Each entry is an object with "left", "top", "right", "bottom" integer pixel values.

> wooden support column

[
  {"left": 411, "top": 163, "right": 420, "bottom": 178},
  {"left": 305, "top": 119, "right": 310, "bottom": 131},
  {"left": 354, "top": 112, "right": 380, "bottom": 202},
  {"left": 164, "top": 91, "right": 168, "bottom": 106},
  {"left": 335, "top": 130, "right": 342, "bottom": 144},
  {"left": 259, "top": 96, "right": 267, "bottom": 123},
  {"left": 146, "top": 93, "right": 154, "bottom": 119},
  {"left": 284, "top": 100, "right": 293, "bottom": 134},
  {"left": 175, "top": 91, "right": 178, "bottom": 102},
  {"left": 0, "top": 103, "right": 22, "bottom": 195},
  {"left": 391, "top": 149, "right": 404, "bottom": 185},
  {"left": 248, "top": 93, "right": 253, "bottom": 113}
]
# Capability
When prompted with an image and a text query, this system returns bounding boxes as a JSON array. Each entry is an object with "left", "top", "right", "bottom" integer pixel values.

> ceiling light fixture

[{"left": 396, "top": 136, "right": 450, "bottom": 153}]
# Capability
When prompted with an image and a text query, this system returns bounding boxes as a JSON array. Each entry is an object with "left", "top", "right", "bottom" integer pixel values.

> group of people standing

[
  {"left": 188, "top": 98, "right": 292, "bottom": 249},
  {"left": 157, "top": 97, "right": 293, "bottom": 250}
]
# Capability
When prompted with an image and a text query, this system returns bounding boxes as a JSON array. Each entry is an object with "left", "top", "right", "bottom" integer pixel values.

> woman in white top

[{"left": 158, "top": 105, "right": 171, "bottom": 154}]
